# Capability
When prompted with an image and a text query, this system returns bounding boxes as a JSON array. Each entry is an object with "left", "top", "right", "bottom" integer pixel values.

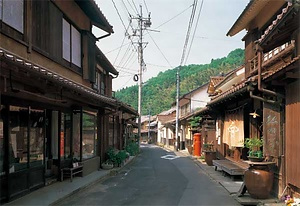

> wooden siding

[{"left": 286, "top": 80, "right": 300, "bottom": 188}]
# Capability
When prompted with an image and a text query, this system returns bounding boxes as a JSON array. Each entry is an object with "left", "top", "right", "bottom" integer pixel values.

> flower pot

[
  {"left": 101, "top": 163, "right": 114, "bottom": 170},
  {"left": 187, "top": 145, "right": 193, "bottom": 155},
  {"left": 247, "top": 156, "right": 264, "bottom": 162},
  {"left": 204, "top": 151, "right": 216, "bottom": 166},
  {"left": 244, "top": 165, "right": 274, "bottom": 199}
]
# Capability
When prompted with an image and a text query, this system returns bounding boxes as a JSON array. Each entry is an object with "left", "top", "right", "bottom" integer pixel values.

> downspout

[{"left": 257, "top": 46, "right": 283, "bottom": 98}]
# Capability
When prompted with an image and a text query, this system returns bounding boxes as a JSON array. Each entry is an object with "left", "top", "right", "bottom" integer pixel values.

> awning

[{"left": 0, "top": 48, "right": 116, "bottom": 107}]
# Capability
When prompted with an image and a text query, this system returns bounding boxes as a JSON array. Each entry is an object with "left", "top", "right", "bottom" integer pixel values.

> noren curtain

[{"left": 223, "top": 107, "right": 244, "bottom": 148}]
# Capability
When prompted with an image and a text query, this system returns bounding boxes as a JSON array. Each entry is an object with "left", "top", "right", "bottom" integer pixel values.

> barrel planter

[
  {"left": 244, "top": 163, "right": 274, "bottom": 199},
  {"left": 204, "top": 151, "right": 216, "bottom": 166}
]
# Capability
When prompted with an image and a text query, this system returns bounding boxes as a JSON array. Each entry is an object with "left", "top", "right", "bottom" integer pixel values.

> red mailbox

[{"left": 193, "top": 133, "right": 201, "bottom": 156}]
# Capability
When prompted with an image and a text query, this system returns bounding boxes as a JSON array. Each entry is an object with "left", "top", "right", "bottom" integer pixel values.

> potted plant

[
  {"left": 101, "top": 148, "right": 116, "bottom": 170},
  {"left": 203, "top": 141, "right": 216, "bottom": 166},
  {"left": 243, "top": 137, "right": 274, "bottom": 199},
  {"left": 244, "top": 137, "right": 264, "bottom": 162},
  {"left": 101, "top": 160, "right": 114, "bottom": 170}
]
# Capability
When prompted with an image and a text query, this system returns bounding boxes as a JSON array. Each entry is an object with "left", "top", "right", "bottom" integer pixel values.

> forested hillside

[{"left": 115, "top": 49, "right": 244, "bottom": 115}]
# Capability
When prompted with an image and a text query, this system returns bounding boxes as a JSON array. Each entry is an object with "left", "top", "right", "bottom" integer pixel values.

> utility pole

[
  {"left": 130, "top": 5, "right": 151, "bottom": 145},
  {"left": 148, "top": 108, "right": 151, "bottom": 142},
  {"left": 175, "top": 67, "right": 180, "bottom": 151}
]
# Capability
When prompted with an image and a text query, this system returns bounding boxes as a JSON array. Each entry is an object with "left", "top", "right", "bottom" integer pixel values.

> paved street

[{"left": 57, "top": 144, "right": 239, "bottom": 206}]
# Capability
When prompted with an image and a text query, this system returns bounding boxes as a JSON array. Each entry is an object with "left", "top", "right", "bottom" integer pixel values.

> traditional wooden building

[
  {"left": 225, "top": 0, "right": 299, "bottom": 198},
  {"left": 0, "top": 0, "right": 137, "bottom": 202}
]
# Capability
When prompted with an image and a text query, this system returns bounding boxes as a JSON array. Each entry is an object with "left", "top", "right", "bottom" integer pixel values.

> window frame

[{"left": 62, "top": 17, "right": 82, "bottom": 71}]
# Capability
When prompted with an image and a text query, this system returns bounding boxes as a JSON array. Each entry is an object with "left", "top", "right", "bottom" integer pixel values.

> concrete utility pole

[
  {"left": 148, "top": 108, "right": 151, "bottom": 142},
  {"left": 175, "top": 67, "right": 180, "bottom": 151},
  {"left": 131, "top": 5, "right": 151, "bottom": 144}
]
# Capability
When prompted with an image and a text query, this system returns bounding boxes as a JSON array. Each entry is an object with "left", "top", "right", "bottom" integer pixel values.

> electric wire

[
  {"left": 146, "top": 30, "right": 173, "bottom": 68},
  {"left": 154, "top": 4, "right": 193, "bottom": 30},
  {"left": 184, "top": 0, "right": 204, "bottom": 65},
  {"left": 143, "top": 0, "right": 149, "bottom": 14},
  {"left": 126, "top": 0, "right": 137, "bottom": 14},
  {"left": 114, "top": 33, "right": 127, "bottom": 65},
  {"left": 120, "top": 76, "right": 134, "bottom": 89},
  {"left": 120, "top": 48, "right": 136, "bottom": 69},
  {"left": 180, "top": 0, "right": 198, "bottom": 66},
  {"left": 105, "top": 42, "right": 131, "bottom": 54},
  {"left": 117, "top": 43, "right": 132, "bottom": 68},
  {"left": 121, "top": 0, "right": 131, "bottom": 16},
  {"left": 131, "top": 0, "right": 139, "bottom": 14},
  {"left": 112, "top": 0, "right": 137, "bottom": 51}
]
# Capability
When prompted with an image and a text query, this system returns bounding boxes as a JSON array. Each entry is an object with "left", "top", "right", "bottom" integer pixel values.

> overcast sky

[{"left": 95, "top": 0, "right": 249, "bottom": 91}]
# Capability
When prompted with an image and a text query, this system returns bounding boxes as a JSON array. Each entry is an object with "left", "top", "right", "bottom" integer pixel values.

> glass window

[
  {"left": 0, "top": 106, "right": 4, "bottom": 176},
  {"left": 0, "top": 0, "right": 2, "bottom": 20},
  {"left": 71, "top": 25, "right": 81, "bottom": 67},
  {"left": 82, "top": 112, "right": 97, "bottom": 159},
  {"left": 72, "top": 113, "right": 80, "bottom": 160},
  {"left": 51, "top": 111, "right": 59, "bottom": 159},
  {"left": 62, "top": 19, "right": 71, "bottom": 62},
  {"left": 62, "top": 18, "right": 81, "bottom": 67},
  {"left": 61, "top": 113, "right": 71, "bottom": 159},
  {"left": 2, "top": 0, "right": 24, "bottom": 33},
  {"left": 29, "top": 109, "right": 44, "bottom": 167},
  {"left": 9, "top": 106, "right": 28, "bottom": 173}
]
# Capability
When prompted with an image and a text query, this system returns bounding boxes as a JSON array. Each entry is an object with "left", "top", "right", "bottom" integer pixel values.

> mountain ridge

[{"left": 115, "top": 48, "right": 245, "bottom": 115}]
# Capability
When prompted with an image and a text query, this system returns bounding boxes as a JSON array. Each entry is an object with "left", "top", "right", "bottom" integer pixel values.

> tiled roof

[
  {"left": 262, "top": 55, "right": 300, "bottom": 80},
  {"left": 258, "top": 2, "right": 293, "bottom": 43},
  {"left": 210, "top": 76, "right": 225, "bottom": 87},
  {"left": 207, "top": 81, "right": 248, "bottom": 106},
  {"left": 158, "top": 107, "right": 176, "bottom": 116},
  {"left": 0, "top": 47, "right": 137, "bottom": 116}
]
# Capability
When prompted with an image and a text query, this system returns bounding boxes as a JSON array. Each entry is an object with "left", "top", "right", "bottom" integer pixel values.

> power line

[
  {"left": 105, "top": 42, "right": 131, "bottom": 54},
  {"left": 180, "top": 0, "right": 198, "bottom": 66},
  {"left": 114, "top": 34, "right": 127, "bottom": 65},
  {"left": 117, "top": 43, "right": 132, "bottom": 67},
  {"left": 175, "top": 0, "right": 198, "bottom": 151},
  {"left": 143, "top": 0, "right": 149, "bottom": 14},
  {"left": 145, "top": 63, "right": 170, "bottom": 68},
  {"left": 131, "top": 0, "right": 139, "bottom": 14},
  {"left": 111, "top": 0, "right": 138, "bottom": 51},
  {"left": 154, "top": 4, "right": 193, "bottom": 30},
  {"left": 126, "top": 0, "right": 137, "bottom": 14},
  {"left": 184, "top": 0, "right": 204, "bottom": 65},
  {"left": 146, "top": 30, "right": 173, "bottom": 68},
  {"left": 121, "top": 0, "right": 131, "bottom": 16}
]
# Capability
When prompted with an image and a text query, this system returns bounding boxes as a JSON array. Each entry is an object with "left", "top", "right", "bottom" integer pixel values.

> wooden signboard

[{"left": 263, "top": 103, "right": 280, "bottom": 158}]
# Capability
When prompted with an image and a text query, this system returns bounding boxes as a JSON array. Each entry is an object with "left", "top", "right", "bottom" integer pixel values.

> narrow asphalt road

[{"left": 57, "top": 144, "right": 239, "bottom": 205}]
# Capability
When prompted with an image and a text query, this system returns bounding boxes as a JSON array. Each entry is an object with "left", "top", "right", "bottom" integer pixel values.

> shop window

[
  {"left": 62, "top": 18, "right": 81, "bottom": 67},
  {"left": 51, "top": 111, "right": 59, "bottom": 159},
  {"left": 82, "top": 112, "right": 97, "bottom": 159},
  {"left": 29, "top": 109, "right": 44, "bottom": 167},
  {"left": 72, "top": 113, "right": 81, "bottom": 160},
  {"left": 1, "top": 0, "right": 24, "bottom": 33},
  {"left": 61, "top": 113, "right": 71, "bottom": 159},
  {"left": 0, "top": 106, "right": 4, "bottom": 176},
  {"left": 9, "top": 106, "right": 28, "bottom": 173}
]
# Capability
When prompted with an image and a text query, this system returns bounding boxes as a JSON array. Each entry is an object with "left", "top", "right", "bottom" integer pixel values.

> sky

[{"left": 94, "top": 0, "right": 249, "bottom": 91}]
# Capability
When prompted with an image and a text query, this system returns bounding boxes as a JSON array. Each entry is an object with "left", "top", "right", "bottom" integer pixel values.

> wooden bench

[
  {"left": 61, "top": 162, "right": 83, "bottom": 182},
  {"left": 212, "top": 159, "right": 245, "bottom": 178}
]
